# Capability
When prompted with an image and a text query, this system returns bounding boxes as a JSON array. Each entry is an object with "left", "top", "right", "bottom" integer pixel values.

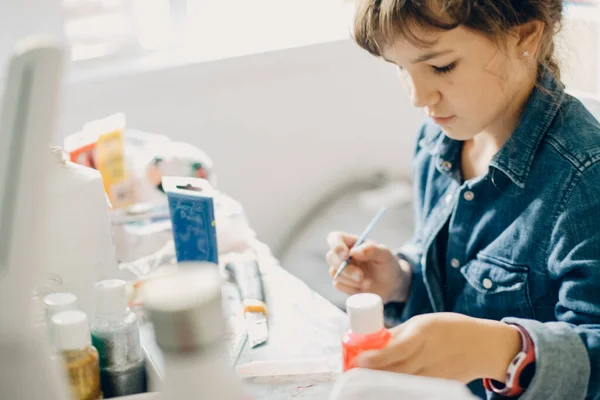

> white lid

[
  {"left": 51, "top": 310, "right": 91, "bottom": 350},
  {"left": 94, "top": 279, "right": 128, "bottom": 315},
  {"left": 142, "top": 265, "right": 225, "bottom": 352},
  {"left": 44, "top": 292, "right": 77, "bottom": 317},
  {"left": 346, "top": 293, "right": 384, "bottom": 335}
]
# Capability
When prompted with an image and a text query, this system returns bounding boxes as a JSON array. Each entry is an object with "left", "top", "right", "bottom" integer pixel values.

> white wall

[
  {"left": 60, "top": 40, "right": 425, "bottom": 251},
  {"left": 556, "top": 7, "right": 600, "bottom": 97},
  {"left": 0, "top": 0, "right": 64, "bottom": 78},
  {"left": 56, "top": 5, "right": 600, "bottom": 253}
]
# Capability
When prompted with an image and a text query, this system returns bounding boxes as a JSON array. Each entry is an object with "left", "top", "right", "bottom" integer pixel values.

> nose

[{"left": 406, "top": 73, "right": 440, "bottom": 109}]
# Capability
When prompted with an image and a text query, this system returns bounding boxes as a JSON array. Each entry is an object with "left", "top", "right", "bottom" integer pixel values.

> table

[
  {"left": 236, "top": 242, "right": 348, "bottom": 399},
  {"left": 138, "top": 240, "right": 348, "bottom": 400}
]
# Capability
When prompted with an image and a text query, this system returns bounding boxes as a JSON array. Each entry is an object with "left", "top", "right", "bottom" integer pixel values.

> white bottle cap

[
  {"left": 52, "top": 310, "right": 91, "bottom": 350},
  {"left": 346, "top": 293, "right": 384, "bottom": 335},
  {"left": 141, "top": 265, "right": 225, "bottom": 352},
  {"left": 94, "top": 279, "right": 128, "bottom": 315},
  {"left": 44, "top": 292, "right": 78, "bottom": 318}
]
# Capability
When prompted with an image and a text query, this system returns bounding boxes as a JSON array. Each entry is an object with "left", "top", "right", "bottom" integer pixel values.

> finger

[
  {"left": 328, "top": 266, "right": 362, "bottom": 289},
  {"left": 355, "top": 330, "right": 422, "bottom": 370},
  {"left": 326, "top": 251, "right": 364, "bottom": 281},
  {"left": 325, "top": 249, "right": 359, "bottom": 275},
  {"left": 325, "top": 250, "right": 342, "bottom": 269},
  {"left": 388, "top": 323, "right": 406, "bottom": 336},
  {"left": 414, "top": 366, "right": 471, "bottom": 383},
  {"left": 337, "top": 263, "right": 364, "bottom": 283},
  {"left": 327, "top": 231, "right": 359, "bottom": 259},
  {"left": 349, "top": 242, "right": 390, "bottom": 263},
  {"left": 328, "top": 263, "right": 364, "bottom": 286},
  {"left": 332, "top": 279, "right": 361, "bottom": 295},
  {"left": 387, "top": 360, "right": 423, "bottom": 376}
]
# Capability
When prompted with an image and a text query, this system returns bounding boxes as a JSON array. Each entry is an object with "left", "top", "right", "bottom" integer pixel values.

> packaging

[
  {"left": 64, "top": 113, "right": 135, "bottom": 209},
  {"left": 89, "top": 113, "right": 133, "bottom": 208},
  {"left": 162, "top": 177, "right": 219, "bottom": 264}
]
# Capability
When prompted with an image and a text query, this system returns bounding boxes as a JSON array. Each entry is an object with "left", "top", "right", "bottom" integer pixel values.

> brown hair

[{"left": 354, "top": 0, "right": 563, "bottom": 80}]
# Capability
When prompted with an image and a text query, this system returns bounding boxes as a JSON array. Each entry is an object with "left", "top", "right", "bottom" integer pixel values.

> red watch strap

[{"left": 483, "top": 324, "right": 536, "bottom": 397}]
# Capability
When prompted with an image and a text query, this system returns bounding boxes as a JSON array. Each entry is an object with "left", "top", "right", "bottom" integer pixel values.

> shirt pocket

[{"left": 455, "top": 254, "right": 534, "bottom": 320}]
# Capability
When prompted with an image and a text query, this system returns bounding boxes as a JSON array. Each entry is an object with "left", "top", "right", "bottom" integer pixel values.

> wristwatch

[{"left": 483, "top": 323, "right": 536, "bottom": 397}]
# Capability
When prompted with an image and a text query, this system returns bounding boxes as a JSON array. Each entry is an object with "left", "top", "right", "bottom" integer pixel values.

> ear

[{"left": 514, "top": 20, "right": 545, "bottom": 58}]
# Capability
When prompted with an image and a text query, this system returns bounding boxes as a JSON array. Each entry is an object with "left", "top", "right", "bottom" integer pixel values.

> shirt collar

[
  {"left": 426, "top": 69, "right": 565, "bottom": 188},
  {"left": 489, "top": 70, "right": 565, "bottom": 188}
]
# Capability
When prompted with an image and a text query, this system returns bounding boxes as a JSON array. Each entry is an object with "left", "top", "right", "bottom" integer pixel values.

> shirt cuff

[{"left": 487, "top": 318, "right": 590, "bottom": 400}]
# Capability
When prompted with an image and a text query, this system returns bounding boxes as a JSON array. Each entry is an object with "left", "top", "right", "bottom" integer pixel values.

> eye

[{"left": 432, "top": 62, "right": 456, "bottom": 75}]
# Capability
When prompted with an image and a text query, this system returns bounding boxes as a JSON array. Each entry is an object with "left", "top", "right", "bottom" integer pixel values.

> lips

[{"left": 431, "top": 115, "right": 455, "bottom": 125}]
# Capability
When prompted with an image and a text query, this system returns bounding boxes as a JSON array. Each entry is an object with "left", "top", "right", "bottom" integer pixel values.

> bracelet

[{"left": 483, "top": 323, "right": 536, "bottom": 397}]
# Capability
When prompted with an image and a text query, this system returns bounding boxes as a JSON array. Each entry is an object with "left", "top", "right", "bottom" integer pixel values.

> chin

[
  {"left": 441, "top": 128, "right": 472, "bottom": 141},
  {"left": 439, "top": 123, "right": 477, "bottom": 141}
]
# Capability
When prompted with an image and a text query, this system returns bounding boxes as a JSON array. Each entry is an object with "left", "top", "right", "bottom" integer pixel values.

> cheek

[{"left": 454, "top": 70, "right": 505, "bottom": 113}]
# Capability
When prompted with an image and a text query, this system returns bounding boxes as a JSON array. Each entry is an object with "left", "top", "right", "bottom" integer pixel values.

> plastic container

[
  {"left": 141, "top": 265, "right": 245, "bottom": 400},
  {"left": 91, "top": 279, "right": 146, "bottom": 398},
  {"left": 342, "top": 293, "right": 391, "bottom": 371},
  {"left": 52, "top": 310, "right": 102, "bottom": 400},
  {"left": 43, "top": 292, "right": 78, "bottom": 345}
]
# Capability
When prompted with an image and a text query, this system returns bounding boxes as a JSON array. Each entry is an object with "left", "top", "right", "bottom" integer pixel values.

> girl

[{"left": 325, "top": 1, "right": 600, "bottom": 399}]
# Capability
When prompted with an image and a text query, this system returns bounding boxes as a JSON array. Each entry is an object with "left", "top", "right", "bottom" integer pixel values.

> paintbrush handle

[{"left": 333, "top": 206, "right": 387, "bottom": 281}]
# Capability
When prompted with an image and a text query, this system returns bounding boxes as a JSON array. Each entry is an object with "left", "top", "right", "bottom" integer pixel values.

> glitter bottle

[
  {"left": 91, "top": 279, "right": 146, "bottom": 398},
  {"left": 52, "top": 310, "right": 102, "bottom": 400}
]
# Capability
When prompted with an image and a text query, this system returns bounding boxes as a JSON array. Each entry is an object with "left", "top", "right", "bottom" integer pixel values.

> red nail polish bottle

[{"left": 342, "top": 293, "right": 391, "bottom": 371}]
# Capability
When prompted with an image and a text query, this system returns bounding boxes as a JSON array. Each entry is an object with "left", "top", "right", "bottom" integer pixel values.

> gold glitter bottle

[{"left": 52, "top": 310, "right": 102, "bottom": 399}]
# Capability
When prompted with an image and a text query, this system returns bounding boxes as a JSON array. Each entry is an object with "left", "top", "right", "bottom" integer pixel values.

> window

[{"left": 63, "top": 0, "right": 175, "bottom": 61}]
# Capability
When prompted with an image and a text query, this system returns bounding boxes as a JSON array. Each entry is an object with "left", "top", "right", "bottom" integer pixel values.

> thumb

[
  {"left": 327, "top": 231, "right": 359, "bottom": 259},
  {"left": 354, "top": 326, "right": 414, "bottom": 370}
]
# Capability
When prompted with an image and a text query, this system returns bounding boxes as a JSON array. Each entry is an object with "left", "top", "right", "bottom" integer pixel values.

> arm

[{"left": 493, "top": 162, "right": 600, "bottom": 399}]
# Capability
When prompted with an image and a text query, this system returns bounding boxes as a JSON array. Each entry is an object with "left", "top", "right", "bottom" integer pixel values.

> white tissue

[{"left": 329, "top": 368, "right": 478, "bottom": 400}]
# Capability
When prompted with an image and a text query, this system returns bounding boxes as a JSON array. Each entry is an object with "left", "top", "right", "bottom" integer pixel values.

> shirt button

[
  {"left": 463, "top": 191, "right": 475, "bottom": 201},
  {"left": 418, "top": 139, "right": 427, "bottom": 148},
  {"left": 450, "top": 258, "right": 460, "bottom": 268},
  {"left": 445, "top": 194, "right": 453, "bottom": 204},
  {"left": 483, "top": 278, "right": 493, "bottom": 290},
  {"left": 442, "top": 161, "right": 452, "bottom": 169}
]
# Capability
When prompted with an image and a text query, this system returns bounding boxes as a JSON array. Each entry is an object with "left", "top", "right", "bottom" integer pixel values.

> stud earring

[{"left": 523, "top": 51, "right": 530, "bottom": 57}]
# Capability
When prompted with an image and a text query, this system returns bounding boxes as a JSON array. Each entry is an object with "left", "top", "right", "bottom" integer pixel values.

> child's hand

[
  {"left": 325, "top": 231, "right": 411, "bottom": 303},
  {"left": 354, "top": 313, "right": 522, "bottom": 384}
]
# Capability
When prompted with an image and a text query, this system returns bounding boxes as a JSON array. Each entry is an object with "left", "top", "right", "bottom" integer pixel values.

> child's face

[{"left": 382, "top": 26, "right": 531, "bottom": 141}]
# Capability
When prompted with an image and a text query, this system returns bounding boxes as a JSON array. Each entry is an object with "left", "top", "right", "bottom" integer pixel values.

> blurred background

[{"left": 2, "top": 0, "right": 599, "bottom": 309}]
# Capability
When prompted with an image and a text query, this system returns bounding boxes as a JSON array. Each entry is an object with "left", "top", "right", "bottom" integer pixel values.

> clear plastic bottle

[
  {"left": 52, "top": 310, "right": 102, "bottom": 400},
  {"left": 91, "top": 279, "right": 146, "bottom": 398},
  {"left": 44, "top": 292, "right": 78, "bottom": 346},
  {"left": 142, "top": 265, "right": 246, "bottom": 400},
  {"left": 342, "top": 293, "right": 391, "bottom": 372}
]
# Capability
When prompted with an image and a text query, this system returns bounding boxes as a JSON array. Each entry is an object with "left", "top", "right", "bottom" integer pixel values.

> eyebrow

[
  {"left": 412, "top": 50, "right": 453, "bottom": 63},
  {"left": 382, "top": 49, "right": 454, "bottom": 66}
]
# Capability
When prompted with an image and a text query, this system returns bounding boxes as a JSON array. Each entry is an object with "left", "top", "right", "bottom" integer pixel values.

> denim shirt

[{"left": 385, "top": 71, "right": 600, "bottom": 399}]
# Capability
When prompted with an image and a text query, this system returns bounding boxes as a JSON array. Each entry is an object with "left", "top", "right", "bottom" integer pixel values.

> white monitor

[{"left": 0, "top": 36, "right": 70, "bottom": 400}]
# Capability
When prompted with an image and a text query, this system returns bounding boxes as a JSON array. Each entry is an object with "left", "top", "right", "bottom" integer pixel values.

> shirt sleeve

[{"left": 490, "top": 162, "right": 600, "bottom": 400}]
